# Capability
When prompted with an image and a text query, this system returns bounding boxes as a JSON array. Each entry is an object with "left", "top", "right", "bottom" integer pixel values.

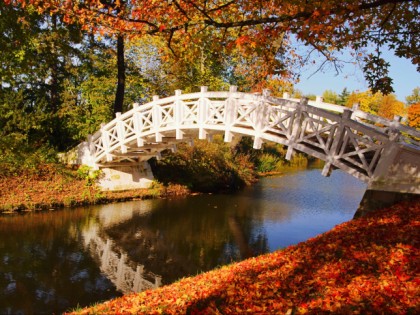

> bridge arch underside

[{"left": 94, "top": 123, "right": 378, "bottom": 184}]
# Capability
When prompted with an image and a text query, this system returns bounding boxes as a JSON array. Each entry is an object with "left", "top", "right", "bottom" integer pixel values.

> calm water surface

[{"left": 0, "top": 169, "right": 366, "bottom": 314}]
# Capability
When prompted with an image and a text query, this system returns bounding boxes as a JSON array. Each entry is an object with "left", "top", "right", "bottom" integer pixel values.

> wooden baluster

[
  {"left": 152, "top": 95, "right": 162, "bottom": 142},
  {"left": 116, "top": 112, "right": 127, "bottom": 154},
  {"left": 198, "top": 86, "right": 208, "bottom": 140},
  {"left": 174, "top": 89, "right": 184, "bottom": 140},
  {"left": 224, "top": 85, "right": 238, "bottom": 143},
  {"left": 322, "top": 109, "right": 352, "bottom": 177},
  {"left": 286, "top": 97, "right": 307, "bottom": 160}
]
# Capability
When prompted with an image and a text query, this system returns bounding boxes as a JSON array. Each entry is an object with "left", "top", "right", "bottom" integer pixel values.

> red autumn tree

[{"left": 6, "top": 0, "right": 419, "bottom": 96}]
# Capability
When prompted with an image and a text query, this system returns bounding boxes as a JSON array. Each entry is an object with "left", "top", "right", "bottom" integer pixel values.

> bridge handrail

[
  {"left": 87, "top": 87, "right": 419, "bottom": 175},
  {"left": 91, "top": 89, "right": 419, "bottom": 144},
  {"left": 283, "top": 95, "right": 420, "bottom": 142}
]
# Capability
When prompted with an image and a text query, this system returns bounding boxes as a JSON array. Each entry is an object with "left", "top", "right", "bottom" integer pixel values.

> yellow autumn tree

[
  {"left": 406, "top": 87, "right": 420, "bottom": 129},
  {"left": 346, "top": 90, "right": 405, "bottom": 119},
  {"left": 346, "top": 90, "right": 382, "bottom": 114},
  {"left": 377, "top": 94, "right": 406, "bottom": 120}
]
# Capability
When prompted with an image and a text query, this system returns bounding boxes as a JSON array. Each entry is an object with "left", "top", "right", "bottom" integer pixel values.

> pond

[{"left": 0, "top": 169, "right": 366, "bottom": 314}]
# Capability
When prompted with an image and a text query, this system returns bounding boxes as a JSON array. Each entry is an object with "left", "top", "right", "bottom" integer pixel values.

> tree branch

[{"left": 172, "top": 0, "right": 192, "bottom": 21}]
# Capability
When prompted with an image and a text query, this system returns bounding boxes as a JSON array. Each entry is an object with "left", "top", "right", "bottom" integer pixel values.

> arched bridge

[{"left": 76, "top": 86, "right": 420, "bottom": 196}]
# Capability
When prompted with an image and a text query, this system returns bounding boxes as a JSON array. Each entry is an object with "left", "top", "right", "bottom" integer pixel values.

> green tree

[
  {"left": 406, "top": 87, "right": 420, "bottom": 106},
  {"left": 0, "top": 3, "right": 91, "bottom": 151},
  {"left": 337, "top": 88, "right": 350, "bottom": 106},
  {"left": 305, "top": 94, "right": 317, "bottom": 101},
  {"left": 322, "top": 90, "right": 339, "bottom": 104}
]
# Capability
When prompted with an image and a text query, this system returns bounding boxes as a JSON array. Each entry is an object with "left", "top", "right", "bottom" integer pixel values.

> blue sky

[{"left": 295, "top": 50, "right": 420, "bottom": 102}]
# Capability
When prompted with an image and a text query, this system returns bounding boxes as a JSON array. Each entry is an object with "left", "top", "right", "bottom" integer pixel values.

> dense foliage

[
  {"left": 8, "top": 0, "right": 420, "bottom": 95},
  {"left": 68, "top": 199, "right": 420, "bottom": 314},
  {"left": 150, "top": 137, "right": 256, "bottom": 192},
  {"left": 346, "top": 90, "right": 406, "bottom": 118},
  {"left": 406, "top": 88, "right": 420, "bottom": 129}
]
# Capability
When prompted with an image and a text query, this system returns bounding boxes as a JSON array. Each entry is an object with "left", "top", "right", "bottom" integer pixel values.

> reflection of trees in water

[
  {"left": 102, "top": 195, "right": 270, "bottom": 284},
  {"left": 0, "top": 209, "right": 121, "bottom": 314}
]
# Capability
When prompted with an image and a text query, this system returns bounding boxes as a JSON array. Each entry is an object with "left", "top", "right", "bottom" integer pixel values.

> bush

[
  {"left": 256, "top": 153, "right": 281, "bottom": 173},
  {"left": 151, "top": 136, "right": 257, "bottom": 192},
  {"left": 0, "top": 135, "right": 59, "bottom": 178}
]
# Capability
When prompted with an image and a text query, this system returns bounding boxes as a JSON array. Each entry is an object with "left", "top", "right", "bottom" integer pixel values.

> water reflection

[
  {"left": 0, "top": 209, "right": 121, "bottom": 314},
  {"left": 81, "top": 202, "right": 162, "bottom": 292},
  {"left": 100, "top": 196, "right": 271, "bottom": 286},
  {"left": 0, "top": 169, "right": 366, "bottom": 314},
  {"left": 83, "top": 227, "right": 162, "bottom": 293}
]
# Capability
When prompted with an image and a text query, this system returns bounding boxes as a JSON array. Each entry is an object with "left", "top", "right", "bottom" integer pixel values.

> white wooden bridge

[{"left": 76, "top": 86, "right": 420, "bottom": 197}]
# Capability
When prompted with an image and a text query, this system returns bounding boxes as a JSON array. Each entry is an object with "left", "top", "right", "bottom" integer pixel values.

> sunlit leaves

[
  {"left": 8, "top": 0, "right": 419, "bottom": 94},
  {"left": 405, "top": 87, "right": 420, "bottom": 129},
  {"left": 346, "top": 90, "right": 405, "bottom": 119},
  {"left": 407, "top": 104, "right": 420, "bottom": 129},
  {"left": 69, "top": 200, "right": 420, "bottom": 314},
  {"left": 406, "top": 87, "right": 420, "bottom": 106}
]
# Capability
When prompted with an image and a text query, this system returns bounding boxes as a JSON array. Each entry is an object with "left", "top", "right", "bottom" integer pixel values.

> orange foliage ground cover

[
  {"left": 69, "top": 200, "right": 420, "bottom": 315},
  {"left": 0, "top": 166, "right": 89, "bottom": 211},
  {"left": 0, "top": 165, "right": 190, "bottom": 212}
]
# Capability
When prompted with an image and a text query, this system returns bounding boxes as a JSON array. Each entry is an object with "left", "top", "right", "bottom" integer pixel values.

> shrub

[{"left": 256, "top": 153, "right": 281, "bottom": 173}]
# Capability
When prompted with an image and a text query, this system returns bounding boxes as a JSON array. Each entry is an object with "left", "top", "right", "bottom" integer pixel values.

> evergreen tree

[{"left": 338, "top": 88, "right": 350, "bottom": 106}]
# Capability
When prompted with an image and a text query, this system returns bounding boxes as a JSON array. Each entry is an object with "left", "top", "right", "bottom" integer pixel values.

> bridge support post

[
  {"left": 354, "top": 189, "right": 418, "bottom": 218},
  {"left": 354, "top": 140, "right": 420, "bottom": 218},
  {"left": 322, "top": 109, "right": 352, "bottom": 177},
  {"left": 98, "top": 162, "right": 154, "bottom": 191}
]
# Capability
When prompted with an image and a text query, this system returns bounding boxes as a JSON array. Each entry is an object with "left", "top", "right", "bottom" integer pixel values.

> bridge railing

[
  {"left": 86, "top": 86, "right": 419, "bottom": 183},
  {"left": 260, "top": 100, "right": 391, "bottom": 181},
  {"left": 283, "top": 94, "right": 420, "bottom": 144}
]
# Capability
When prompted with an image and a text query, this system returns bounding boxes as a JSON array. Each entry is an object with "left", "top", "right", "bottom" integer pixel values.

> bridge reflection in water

[
  {"left": 81, "top": 202, "right": 162, "bottom": 294},
  {"left": 79, "top": 190, "right": 277, "bottom": 293},
  {"left": 83, "top": 228, "right": 162, "bottom": 293}
]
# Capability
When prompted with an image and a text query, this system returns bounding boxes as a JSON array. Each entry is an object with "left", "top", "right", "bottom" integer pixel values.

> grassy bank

[
  {"left": 67, "top": 199, "right": 419, "bottom": 315},
  {"left": 0, "top": 164, "right": 190, "bottom": 213}
]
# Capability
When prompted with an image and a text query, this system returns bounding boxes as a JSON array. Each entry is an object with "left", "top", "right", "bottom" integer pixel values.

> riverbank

[
  {"left": 0, "top": 163, "right": 286, "bottom": 213},
  {"left": 0, "top": 165, "right": 190, "bottom": 213},
  {"left": 68, "top": 199, "right": 419, "bottom": 314}
]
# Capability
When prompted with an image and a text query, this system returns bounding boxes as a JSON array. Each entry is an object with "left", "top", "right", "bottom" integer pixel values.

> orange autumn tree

[
  {"left": 6, "top": 0, "right": 419, "bottom": 95},
  {"left": 406, "top": 87, "right": 420, "bottom": 129},
  {"left": 407, "top": 104, "right": 420, "bottom": 129}
]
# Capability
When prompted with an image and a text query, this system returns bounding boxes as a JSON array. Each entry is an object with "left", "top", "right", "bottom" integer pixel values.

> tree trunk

[
  {"left": 114, "top": 34, "right": 125, "bottom": 114},
  {"left": 50, "top": 14, "right": 60, "bottom": 113}
]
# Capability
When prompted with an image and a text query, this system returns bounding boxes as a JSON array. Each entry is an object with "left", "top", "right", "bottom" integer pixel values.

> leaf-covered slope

[{"left": 69, "top": 199, "right": 420, "bottom": 315}]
